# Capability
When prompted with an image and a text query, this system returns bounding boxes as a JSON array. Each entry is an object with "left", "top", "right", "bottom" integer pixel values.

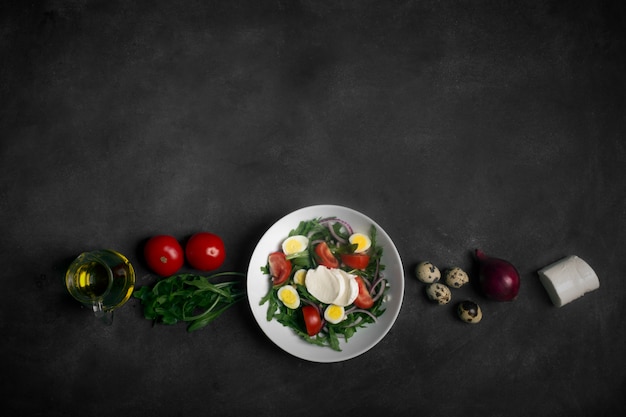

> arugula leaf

[{"left": 134, "top": 272, "right": 245, "bottom": 332}]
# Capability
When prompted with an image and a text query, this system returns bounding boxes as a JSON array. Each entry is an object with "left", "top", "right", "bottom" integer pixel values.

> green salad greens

[
  {"left": 134, "top": 272, "right": 245, "bottom": 332},
  {"left": 260, "top": 217, "right": 388, "bottom": 351}
]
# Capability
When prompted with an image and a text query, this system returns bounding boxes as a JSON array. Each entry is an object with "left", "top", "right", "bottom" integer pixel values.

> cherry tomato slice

[
  {"left": 268, "top": 251, "right": 292, "bottom": 286},
  {"left": 185, "top": 232, "right": 226, "bottom": 271},
  {"left": 144, "top": 235, "right": 184, "bottom": 276},
  {"left": 314, "top": 242, "right": 339, "bottom": 268},
  {"left": 341, "top": 253, "right": 370, "bottom": 270},
  {"left": 302, "top": 305, "right": 323, "bottom": 336},
  {"left": 353, "top": 276, "right": 374, "bottom": 309}
]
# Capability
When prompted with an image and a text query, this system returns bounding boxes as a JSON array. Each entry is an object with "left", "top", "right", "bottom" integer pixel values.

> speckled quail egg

[
  {"left": 416, "top": 261, "right": 441, "bottom": 283},
  {"left": 457, "top": 300, "right": 482, "bottom": 324},
  {"left": 444, "top": 267, "right": 469, "bottom": 288},
  {"left": 425, "top": 283, "right": 451, "bottom": 305}
]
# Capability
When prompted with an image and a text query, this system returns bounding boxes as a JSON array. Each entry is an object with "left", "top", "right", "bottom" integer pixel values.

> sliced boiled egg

[
  {"left": 282, "top": 235, "right": 309, "bottom": 255},
  {"left": 277, "top": 285, "right": 300, "bottom": 309},
  {"left": 349, "top": 233, "right": 371, "bottom": 253},
  {"left": 293, "top": 269, "right": 307, "bottom": 286},
  {"left": 324, "top": 304, "right": 346, "bottom": 324}
]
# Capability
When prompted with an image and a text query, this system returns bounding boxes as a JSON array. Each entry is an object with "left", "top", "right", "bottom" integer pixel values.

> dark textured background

[{"left": 2, "top": 0, "right": 625, "bottom": 415}]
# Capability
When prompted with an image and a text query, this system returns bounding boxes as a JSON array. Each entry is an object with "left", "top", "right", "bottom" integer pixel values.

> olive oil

[
  {"left": 75, "top": 261, "right": 110, "bottom": 299},
  {"left": 65, "top": 250, "right": 135, "bottom": 315}
]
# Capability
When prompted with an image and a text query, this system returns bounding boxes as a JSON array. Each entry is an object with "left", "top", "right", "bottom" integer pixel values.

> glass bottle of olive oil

[
  {"left": 65, "top": 250, "right": 135, "bottom": 322},
  {"left": 74, "top": 260, "right": 111, "bottom": 298}
]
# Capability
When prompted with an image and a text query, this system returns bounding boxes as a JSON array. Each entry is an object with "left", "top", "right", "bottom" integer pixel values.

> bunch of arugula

[
  {"left": 134, "top": 272, "right": 245, "bottom": 332},
  {"left": 260, "top": 217, "right": 387, "bottom": 351}
]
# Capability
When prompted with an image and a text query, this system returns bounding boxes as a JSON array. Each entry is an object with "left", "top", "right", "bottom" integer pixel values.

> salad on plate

[{"left": 260, "top": 216, "right": 389, "bottom": 351}]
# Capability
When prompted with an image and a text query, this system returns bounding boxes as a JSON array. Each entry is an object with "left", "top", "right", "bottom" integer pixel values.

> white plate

[{"left": 246, "top": 204, "right": 404, "bottom": 362}]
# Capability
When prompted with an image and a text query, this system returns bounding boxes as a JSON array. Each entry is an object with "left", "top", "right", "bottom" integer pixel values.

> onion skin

[{"left": 475, "top": 249, "right": 520, "bottom": 301}]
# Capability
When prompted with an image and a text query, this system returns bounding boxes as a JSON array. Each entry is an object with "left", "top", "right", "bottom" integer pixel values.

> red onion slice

[
  {"left": 371, "top": 279, "right": 387, "bottom": 302},
  {"left": 350, "top": 308, "right": 377, "bottom": 322}
]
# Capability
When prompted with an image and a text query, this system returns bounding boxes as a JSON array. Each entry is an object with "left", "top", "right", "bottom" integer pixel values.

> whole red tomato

[
  {"left": 185, "top": 232, "right": 226, "bottom": 271},
  {"left": 144, "top": 235, "right": 184, "bottom": 276}
]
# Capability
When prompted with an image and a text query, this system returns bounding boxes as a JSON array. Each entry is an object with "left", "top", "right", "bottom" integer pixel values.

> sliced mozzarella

[
  {"left": 331, "top": 269, "right": 359, "bottom": 306},
  {"left": 305, "top": 266, "right": 344, "bottom": 304}
]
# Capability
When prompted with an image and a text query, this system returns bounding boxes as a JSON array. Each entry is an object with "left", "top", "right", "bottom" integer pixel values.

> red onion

[
  {"left": 475, "top": 249, "right": 520, "bottom": 301},
  {"left": 326, "top": 223, "right": 348, "bottom": 244},
  {"left": 371, "top": 279, "right": 387, "bottom": 302},
  {"left": 349, "top": 308, "right": 377, "bottom": 322},
  {"left": 345, "top": 316, "right": 364, "bottom": 328},
  {"left": 320, "top": 217, "right": 353, "bottom": 239}
]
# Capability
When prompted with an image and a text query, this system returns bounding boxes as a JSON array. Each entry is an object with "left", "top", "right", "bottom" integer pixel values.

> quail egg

[
  {"left": 457, "top": 300, "right": 482, "bottom": 324},
  {"left": 444, "top": 267, "right": 469, "bottom": 288},
  {"left": 349, "top": 233, "right": 371, "bottom": 253},
  {"left": 281, "top": 235, "right": 309, "bottom": 255},
  {"left": 416, "top": 261, "right": 441, "bottom": 283},
  {"left": 277, "top": 285, "right": 301, "bottom": 309},
  {"left": 293, "top": 269, "right": 307, "bottom": 285},
  {"left": 324, "top": 304, "right": 346, "bottom": 324},
  {"left": 425, "top": 283, "right": 451, "bottom": 305}
]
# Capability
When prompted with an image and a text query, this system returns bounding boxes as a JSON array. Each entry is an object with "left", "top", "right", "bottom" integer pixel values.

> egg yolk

[
  {"left": 281, "top": 290, "right": 296, "bottom": 305},
  {"left": 278, "top": 286, "right": 300, "bottom": 309},
  {"left": 350, "top": 234, "right": 370, "bottom": 252},
  {"left": 325, "top": 305, "right": 344, "bottom": 323},
  {"left": 284, "top": 239, "right": 303, "bottom": 253},
  {"left": 293, "top": 269, "right": 306, "bottom": 285}
]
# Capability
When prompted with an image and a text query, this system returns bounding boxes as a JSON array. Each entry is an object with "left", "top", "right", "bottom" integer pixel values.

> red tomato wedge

[
  {"left": 341, "top": 253, "right": 370, "bottom": 270},
  {"left": 353, "top": 276, "right": 374, "bottom": 309},
  {"left": 302, "top": 305, "right": 323, "bottom": 336},
  {"left": 314, "top": 242, "right": 339, "bottom": 268},
  {"left": 268, "top": 252, "right": 291, "bottom": 286}
]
